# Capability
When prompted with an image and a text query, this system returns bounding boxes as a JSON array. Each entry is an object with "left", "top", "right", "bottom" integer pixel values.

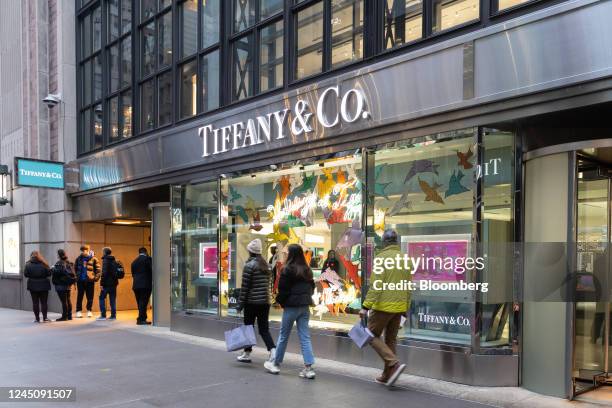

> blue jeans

[
  {"left": 274, "top": 306, "right": 315, "bottom": 366},
  {"left": 99, "top": 287, "right": 117, "bottom": 317}
]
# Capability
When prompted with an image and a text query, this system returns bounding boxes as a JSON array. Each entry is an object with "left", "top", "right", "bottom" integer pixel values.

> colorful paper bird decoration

[
  {"left": 244, "top": 196, "right": 259, "bottom": 212},
  {"left": 336, "top": 218, "right": 364, "bottom": 254},
  {"left": 388, "top": 191, "right": 413, "bottom": 216},
  {"left": 316, "top": 173, "right": 336, "bottom": 198},
  {"left": 336, "top": 169, "right": 347, "bottom": 184},
  {"left": 235, "top": 205, "right": 249, "bottom": 223},
  {"left": 339, "top": 254, "right": 361, "bottom": 289},
  {"left": 373, "top": 208, "right": 386, "bottom": 237},
  {"left": 445, "top": 170, "right": 470, "bottom": 198},
  {"left": 404, "top": 160, "right": 440, "bottom": 184},
  {"left": 418, "top": 178, "right": 444, "bottom": 204},
  {"left": 268, "top": 223, "right": 289, "bottom": 243},
  {"left": 326, "top": 207, "right": 349, "bottom": 225},
  {"left": 293, "top": 172, "right": 316, "bottom": 194},
  {"left": 286, "top": 214, "right": 305, "bottom": 228},
  {"left": 229, "top": 185, "right": 242, "bottom": 202},
  {"left": 275, "top": 176, "right": 292, "bottom": 201},
  {"left": 249, "top": 210, "right": 263, "bottom": 231},
  {"left": 375, "top": 181, "right": 392, "bottom": 200},
  {"left": 457, "top": 147, "right": 474, "bottom": 170}
]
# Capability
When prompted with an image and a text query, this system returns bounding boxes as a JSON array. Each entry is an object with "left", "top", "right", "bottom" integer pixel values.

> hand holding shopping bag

[
  {"left": 225, "top": 324, "right": 257, "bottom": 352},
  {"left": 348, "top": 319, "right": 374, "bottom": 349}
]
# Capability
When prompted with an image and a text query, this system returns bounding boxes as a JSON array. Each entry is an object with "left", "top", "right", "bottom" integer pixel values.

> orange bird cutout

[
  {"left": 339, "top": 254, "right": 361, "bottom": 289},
  {"left": 277, "top": 176, "right": 291, "bottom": 201},
  {"left": 457, "top": 147, "right": 474, "bottom": 170},
  {"left": 336, "top": 169, "right": 347, "bottom": 184},
  {"left": 418, "top": 178, "right": 445, "bottom": 204}
]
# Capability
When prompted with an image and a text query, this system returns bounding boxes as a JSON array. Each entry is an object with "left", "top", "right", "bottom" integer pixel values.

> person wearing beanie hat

[{"left": 236, "top": 239, "right": 276, "bottom": 368}]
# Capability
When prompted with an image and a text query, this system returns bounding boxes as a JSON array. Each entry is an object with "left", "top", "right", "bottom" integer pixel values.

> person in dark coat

[
  {"left": 321, "top": 250, "right": 339, "bottom": 273},
  {"left": 267, "top": 244, "right": 316, "bottom": 378},
  {"left": 236, "top": 239, "right": 276, "bottom": 366},
  {"left": 52, "top": 249, "right": 76, "bottom": 321},
  {"left": 97, "top": 247, "right": 122, "bottom": 321},
  {"left": 131, "top": 247, "right": 152, "bottom": 325},
  {"left": 24, "top": 251, "right": 52, "bottom": 323},
  {"left": 74, "top": 245, "right": 101, "bottom": 318}
]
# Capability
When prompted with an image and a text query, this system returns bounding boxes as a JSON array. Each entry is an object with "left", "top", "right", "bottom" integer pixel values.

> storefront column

[{"left": 150, "top": 202, "right": 171, "bottom": 327}]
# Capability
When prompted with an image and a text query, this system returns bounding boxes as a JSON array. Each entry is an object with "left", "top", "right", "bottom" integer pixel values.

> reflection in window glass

[
  {"left": 220, "top": 154, "right": 363, "bottom": 331},
  {"left": 202, "top": 0, "right": 220, "bottom": 49},
  {"left": 109, "top": 96, "right": 119, "bottom": 142},
  {"left": 122, "top": 91, "right": 133, "bottom": 138},
  {"left": 260, "top": 21, "right": 283, "bottom": 92},
  {"left": 159, "top": 12, "right": 173, "bottom": 67},
  {"left": 142, "top": 22, "right": 155, "bottom": 76},
  {"left": 82, "top": 14, "right": 91, "bottom": 57},
  {"left": 93, "top": 55, "right": 102, "bottom": 100},
  {"left": 201, "top": 50, "right": 220, "bottom": 112},
  {"left": 171, "top": 182, "right": 219, "bottom": 314},
  {"left": 82, "top": 109, "right": 91, "bottom": 152},
  {"left": 93, "top": 7, "right": 102, "bottom": 51},
  {"left": 296, "top": 2, "right": 323, "bottom": 80},
  {"left": 158, "top": 71, "right": 173, "bottom": 126},
  {"left": 233, "top": 35, "right": 253, "bottom": 101},
  {"left": 141, "top": 79, "right": 155, "bottom": 131},
  {"left": 433, "top": 0, "right": 479, "bottom": 32},
  {"left": 260, "top": 0, "right": 283, "bottom": 20},
  {"left": 93, "top": 104, "right": 103, "bottom": 148},
  {"left": 109, "top": 0, "right": 120, "bottom": 41},
  {"left": 160, "top": 0, "right": 172, "bottom": 9},
  {"left": 83, "top": 60, "right": 92, "bottom": 105},
  {"left": 181, "top": 0, "right": 198, "bottom": 58},
  {"left": 180, "top": 60, "right": 198, "bottom": 119},
  {"left": 121, "top": 37, "right": 131, "bottom": 88},
  {"left": 498, "top": 0, "right": 530, "bottom": 10},
  {"left": 481, "top": 130, "right": 514, "bottom": 347},
  {"left": 384, "top": 0, "right": 423, "bottom": 49},
  {"left": 141, "top": 0, "right": 156, "bottom": 21},
  {"left": 331, "top": 0, "right": 364, "bottom": 69},
  {"left": 369, "top": 130, "right": 475, "bottom": 345},
  {"left": 121, "top": 0, "right": 132, "bottom": 33},
  {"left": 109, "top": 44, "right": 120, "bottom": 92},
  {"left": 234, "top": 0, "right": 255, "bottom": 32}
]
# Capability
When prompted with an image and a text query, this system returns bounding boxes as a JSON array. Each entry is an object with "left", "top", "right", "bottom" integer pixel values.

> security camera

[{"left": 43, "top": 93, "right": 62, "bottom": 108}]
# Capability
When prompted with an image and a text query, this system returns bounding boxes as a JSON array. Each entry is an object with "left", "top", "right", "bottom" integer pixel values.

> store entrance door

[{"left": 573, "top": 155, "right": 612, "bottom": 397}]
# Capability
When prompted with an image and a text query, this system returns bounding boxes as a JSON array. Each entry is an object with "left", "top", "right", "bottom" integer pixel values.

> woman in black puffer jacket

[
  {"left": 24, "top": 251, "right": 52, "bottom": 323},
  {"left": 236, "top": 239, "right": 276, "bottom": 365}
]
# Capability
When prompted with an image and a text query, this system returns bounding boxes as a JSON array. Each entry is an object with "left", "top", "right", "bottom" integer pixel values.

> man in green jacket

[{"left": 359, "top": 229, "right": 411, "bottom": 387}]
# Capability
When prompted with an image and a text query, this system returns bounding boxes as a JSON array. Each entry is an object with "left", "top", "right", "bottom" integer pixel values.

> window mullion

[{"left": 323, "top": 0, "right": 331, "bottom": 72}]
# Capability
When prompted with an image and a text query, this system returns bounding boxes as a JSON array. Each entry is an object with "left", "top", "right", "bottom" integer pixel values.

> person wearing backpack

[
  {"left": 52, "top": 249, "right": 76, "bottom": 321},
  {"left": 97, "top": 247, "right": 124, "bottom": 321},
  {"left": 74, "top": 245, "right": 101, "bottom": 318}
]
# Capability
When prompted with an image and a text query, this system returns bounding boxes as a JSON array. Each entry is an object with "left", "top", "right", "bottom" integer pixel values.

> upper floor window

[
  {"left": 231, "top": 0, "right": 284, "bottom": 101},
  {"left": 432, "top": 0, "right": 479, "bottom": 32},
  {"left": 383, "top": 0, "right": 423, "bottom": 49}
]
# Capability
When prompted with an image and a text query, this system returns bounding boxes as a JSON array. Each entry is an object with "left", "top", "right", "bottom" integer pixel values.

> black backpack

[
  {"left": 52, "top": 262, "right": 76, "bottom": 286},
  {"left": 115, "top": 260, "right": 125, "bottom": 279}
]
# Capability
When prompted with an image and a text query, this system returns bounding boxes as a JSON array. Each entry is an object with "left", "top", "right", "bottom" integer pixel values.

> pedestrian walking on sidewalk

[
  {"left": 235, "top": 239, "right": 277, "bottom": 368},
  {"left": 74, "top": 245, "right": 100, "bottom": 318},
  {"left": 52, "top": 249, "right": 76, "bottom": 321},
  {"left": 359, "top": 229, "right": 410, "bottom": 387},
  {"left": 97, "top": 247, "right": 124, "bottom": 321},
  {"left": 131, "top": 247, "right": 152, "bottom": 325},
  {"left": 267, "top": 244, "right": 316, "bottom": 379},
  {"left": 24, "top": 251, "right": 52, "bottom": 323}
]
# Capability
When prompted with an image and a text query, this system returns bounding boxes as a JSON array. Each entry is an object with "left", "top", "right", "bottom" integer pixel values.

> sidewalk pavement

[{"left": 0, "top": 308, "right": 594, "bottom": 408}]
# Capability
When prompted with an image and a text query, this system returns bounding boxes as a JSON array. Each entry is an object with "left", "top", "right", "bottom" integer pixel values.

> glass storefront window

[
  {"left": 384, "top": 0, "right": 423, "bottom": 49},
  {"left": 368, "top": 129, "right": 476, "bottom": 345},
  {"left": 172, "top": 182, "right": 219, "bottom": 314},
  {"left": 432, "top": 0, "right": 479, "bottom": 33},
  {"left": 296, "top": 2, "right": 323, "bottom": 80},
  {"left": 219, "top": 153, "right": 363, "bottom": 332},
  {"left": 259, "top": 21, "right": 283, "bottom": 92},
  {"left": 331, "top": 0, "right": 364, "bottom": 69}
]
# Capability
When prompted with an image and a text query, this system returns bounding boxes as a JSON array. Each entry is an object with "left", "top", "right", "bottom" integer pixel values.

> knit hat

[{"left": 247, "top": 239, "right": 262, "bottom": 254}]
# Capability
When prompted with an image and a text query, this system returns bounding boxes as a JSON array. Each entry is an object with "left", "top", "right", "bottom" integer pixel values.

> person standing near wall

[
  {"left": 236, "top": 239, "right": 276, "bottom": 367},
  {"left": 98, "top": 247, "right": 124, "bottom": 321},
  {"left": 24, "top": 251, "right": 52, "bottom": 323},
  {"left": 74, "top": 245, "right": 101, "bottom": 318},
  {"left": 131, "top": 247, "right": 153, "bottom": 325},
  {"left": 359, "top": 229, "right": 410, "bottom": 387},
  {"left": 52, "top": 249, "right": 76, "bottom": 321}
]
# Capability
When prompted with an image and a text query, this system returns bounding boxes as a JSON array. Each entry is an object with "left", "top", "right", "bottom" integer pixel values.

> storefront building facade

[{"left": 68, "top": 0, "right": 612, "bottom": 400}]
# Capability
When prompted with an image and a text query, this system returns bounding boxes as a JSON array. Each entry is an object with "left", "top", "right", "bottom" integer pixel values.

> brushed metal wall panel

[{"left": 474, "top": 0, "right": 612, "bottom": 99}]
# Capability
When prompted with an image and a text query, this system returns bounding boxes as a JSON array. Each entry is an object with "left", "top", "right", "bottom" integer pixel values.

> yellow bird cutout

[{"left": 374, "top": 208, "right": 387, "bottom": 237}]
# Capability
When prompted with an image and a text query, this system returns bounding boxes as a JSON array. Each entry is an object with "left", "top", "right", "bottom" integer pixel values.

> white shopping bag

[
  {"left": 224, "top": 325, "right": 257, "bottom": 352},
  {"left": 349, "top": 320, "right": 374, "bottom": 348}
]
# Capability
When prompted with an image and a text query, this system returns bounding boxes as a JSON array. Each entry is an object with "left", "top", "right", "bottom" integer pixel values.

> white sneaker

[
  {"left": 76, "top": 311, "right": 83, "bottom": 318},
  {"left": 87, "top": 311, "right": 93, "bottom": 318},
  {"left": 299, "top": 367, "right": 316, "bottom": 379},
  {"left": 264, "top": 360, "right": 280, "bottom": 374},
  {"left": 236, "top": 351, "right": 251, "bottom": 363},
  {"left": 268, "top": 348, "right": 276, "bottom": 362}
]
